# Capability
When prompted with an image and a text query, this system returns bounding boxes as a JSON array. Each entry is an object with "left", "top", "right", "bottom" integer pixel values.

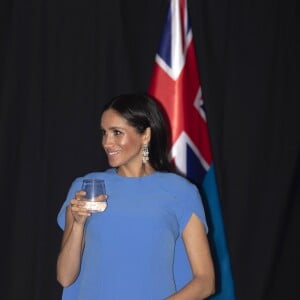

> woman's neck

[{"left": 116, "top": 164, "right": 155, "bottom": 177}]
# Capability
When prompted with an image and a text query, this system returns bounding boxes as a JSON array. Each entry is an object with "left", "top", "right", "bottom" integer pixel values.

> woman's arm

[
  {"left": 56, "top": 191, "right": 91, "bottom": 287},
  {"left": 166, "top": 213, "right": 215, "bottom": 300}
]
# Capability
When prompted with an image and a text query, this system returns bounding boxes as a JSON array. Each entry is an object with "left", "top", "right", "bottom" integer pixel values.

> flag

[{"left": 148, "top": 0, "right": 235, "bottom": 298}]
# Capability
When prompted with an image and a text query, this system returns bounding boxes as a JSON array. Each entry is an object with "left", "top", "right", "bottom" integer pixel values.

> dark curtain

[{"left": 1, "top": 0, "right": 299, "bottom": 299}]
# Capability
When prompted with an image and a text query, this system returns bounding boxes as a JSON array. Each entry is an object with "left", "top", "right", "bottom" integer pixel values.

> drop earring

[{"left": 142, "top": 144, "right": 149, "bottom": 164}]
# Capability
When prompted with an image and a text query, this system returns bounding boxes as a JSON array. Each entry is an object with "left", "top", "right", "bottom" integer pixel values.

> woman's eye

[{"left": 113, "top": 130, "right": 122, "bottom": 136}]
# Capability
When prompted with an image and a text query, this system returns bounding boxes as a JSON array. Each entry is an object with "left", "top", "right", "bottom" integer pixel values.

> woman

[{"left": 57, "top": 93, "right": 215, "bottom": 299}]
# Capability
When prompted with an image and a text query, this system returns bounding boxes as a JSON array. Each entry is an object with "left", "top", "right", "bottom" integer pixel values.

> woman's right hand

[
  {"left": 69, "top": 190, "right": 91, "bottom": 224},
  {"left": 57, "top": 190, "right": 90, "bottom": 287}
]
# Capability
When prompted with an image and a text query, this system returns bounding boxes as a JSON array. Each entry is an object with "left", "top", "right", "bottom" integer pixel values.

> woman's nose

[{"left": 102, "top": 134, "right": 113, "bottom": 147}]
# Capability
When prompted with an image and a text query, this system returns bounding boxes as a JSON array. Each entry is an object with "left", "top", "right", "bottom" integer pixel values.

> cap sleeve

[
  {"left": 57, "top": 177, "right": 83, "bottom": 230},
  {"left": 174, "top": 183, "right": 208, "bottom": 234}
]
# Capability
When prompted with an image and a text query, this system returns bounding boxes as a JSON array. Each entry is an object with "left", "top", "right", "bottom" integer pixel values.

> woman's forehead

[{"left": 101, "top": 109, "right": 129, "bottom": 128}]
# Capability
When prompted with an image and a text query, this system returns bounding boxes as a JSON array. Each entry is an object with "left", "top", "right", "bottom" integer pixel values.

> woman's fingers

[
  {"left": 74, "top": 190, "right": 86, "bottom": 200},
  {"left": 93, "top": 194, "right": 108, "bottom": 202},
  {"left": 70, "top": 196, "right": 91, "bottom": 223}
]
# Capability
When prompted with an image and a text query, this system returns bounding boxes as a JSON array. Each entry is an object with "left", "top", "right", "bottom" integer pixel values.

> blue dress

[{"left": 57, "top": 168, "right": 208, "bottom": 300}]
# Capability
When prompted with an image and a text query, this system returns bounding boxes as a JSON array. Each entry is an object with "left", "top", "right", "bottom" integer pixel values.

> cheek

[
  {"left": 122, "top": 136, "right": 142, "bottom": 151},
  {"left": 118, "top": 137, "right": 128, "bottom": 146}
]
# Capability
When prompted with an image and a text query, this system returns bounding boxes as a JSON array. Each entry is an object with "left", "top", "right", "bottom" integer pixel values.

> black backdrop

[{"left": 1, "top": 0, "right": 299, "bottom": 299}]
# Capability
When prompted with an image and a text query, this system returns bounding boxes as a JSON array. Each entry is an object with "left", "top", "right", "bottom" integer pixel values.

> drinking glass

[{"left": 81, "top": 179, "right": 107, "bottom": 213}]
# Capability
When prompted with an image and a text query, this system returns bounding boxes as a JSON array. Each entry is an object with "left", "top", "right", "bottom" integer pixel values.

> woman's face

[{"left": 101, "top": 108, "right": 150, "bottom": 171}]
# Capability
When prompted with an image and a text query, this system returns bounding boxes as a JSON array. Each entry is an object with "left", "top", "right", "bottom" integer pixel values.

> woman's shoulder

[
  {"left": 155, "top": 172, "right": 201, "bottom": 204},
  {"left": 156, "top": 171, "right": 196, "bottom": 189},
  {"left": 71, "top": 168, "right": 116, "bottom": 182}
]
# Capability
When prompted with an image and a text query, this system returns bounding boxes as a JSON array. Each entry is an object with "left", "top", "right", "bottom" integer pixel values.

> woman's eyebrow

[{"left": 101, "top": 126, "right": 125, "bottom": 131}]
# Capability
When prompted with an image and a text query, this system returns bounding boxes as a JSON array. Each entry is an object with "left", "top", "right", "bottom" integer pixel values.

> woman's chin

[{"left": 107, "top": 160, "right": 120, "bottom": 168}]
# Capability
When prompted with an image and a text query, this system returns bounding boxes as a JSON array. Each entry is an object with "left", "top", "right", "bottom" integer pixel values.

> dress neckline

[{"left": 112, "top": 168, "right": 159, "bottom": 179}]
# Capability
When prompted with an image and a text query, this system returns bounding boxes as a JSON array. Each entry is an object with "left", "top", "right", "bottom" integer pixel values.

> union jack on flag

[
  {"left": 149, "top": 0, "right": 235, "bottom": 298},
  {"left": 149, "top": 0, "right": 211, "bottom": 184}
]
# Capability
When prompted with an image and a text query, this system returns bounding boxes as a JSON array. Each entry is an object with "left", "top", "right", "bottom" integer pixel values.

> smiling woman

[
  {"left": 101, "top": 108, "right": 152, "bottom": 176},
  {"left": 56, "top": 93, "right": 215, "bottom": 300},
  {"left": 100, "top": 94, "right": 168, "bottom": 177}
]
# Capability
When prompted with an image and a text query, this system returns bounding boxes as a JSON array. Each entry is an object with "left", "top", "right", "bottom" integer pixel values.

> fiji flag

[{"left": 148, "top": 0, "right": 235, "bottom": 299}]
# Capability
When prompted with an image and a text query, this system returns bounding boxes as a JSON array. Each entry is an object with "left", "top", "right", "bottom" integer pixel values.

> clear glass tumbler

[{"left": 81, "top": 179, "right": 107, "bottom": 213}]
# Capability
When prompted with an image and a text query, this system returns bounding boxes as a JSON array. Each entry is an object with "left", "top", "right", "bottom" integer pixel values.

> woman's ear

[{"left": 143, "top": 127, "right": 151, "bottom": 144}]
